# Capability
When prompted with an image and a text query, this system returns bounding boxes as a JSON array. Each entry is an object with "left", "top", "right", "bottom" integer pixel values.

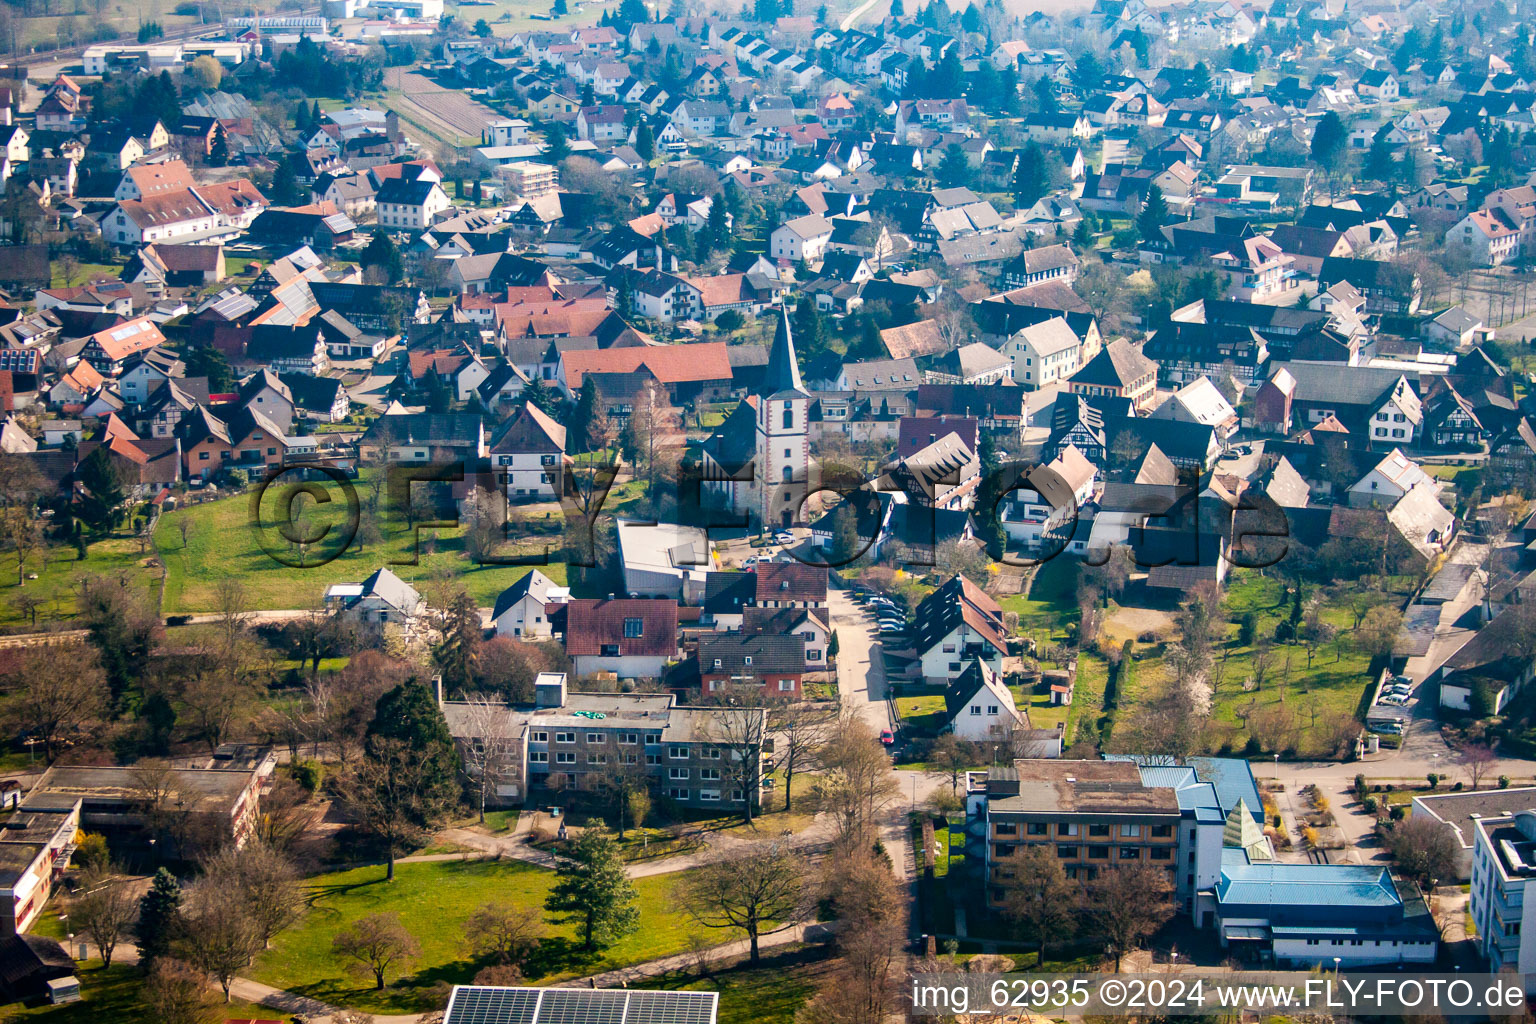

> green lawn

[
  {"left": 894, "top": 692, "right": 947, "bottom": 732},
  {"left": 0, "top": 535, "right": 161, "bottom": 630},
  {"left": 249, "top": 858, "right": 701, "bottom": 1014},
  {"left": 154, "top": 488, "right": 567, "bottom": 612},
  {"left": 997, "top": 559, "right": 1080, "bottom": 633},
  {"left": 0, "top": 962, "right": 274, "bottom": 1024},
  {"left": 637, "top": 948, "right": 833, "bottom": 1024}
]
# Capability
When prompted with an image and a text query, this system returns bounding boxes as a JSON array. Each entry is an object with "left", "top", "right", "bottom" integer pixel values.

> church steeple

[{"left": 763, "top": 302, "right": 807, "bottom": 398}]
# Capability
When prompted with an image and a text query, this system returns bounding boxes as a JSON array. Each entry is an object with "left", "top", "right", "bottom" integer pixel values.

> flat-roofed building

[{"left": 0, "top": 803, "right": 81, "bottom": 934}]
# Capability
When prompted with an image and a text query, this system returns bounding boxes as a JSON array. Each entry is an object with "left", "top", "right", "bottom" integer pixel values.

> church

[{"left": 699, "top": 305, "right": 812, "bottom": 530}]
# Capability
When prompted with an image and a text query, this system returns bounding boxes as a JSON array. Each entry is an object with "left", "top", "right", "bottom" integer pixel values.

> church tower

[{"left": 755, "top": 304, "right": 810, "bottom": 529}]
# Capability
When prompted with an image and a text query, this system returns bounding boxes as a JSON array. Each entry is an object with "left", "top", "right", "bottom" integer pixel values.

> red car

[{"left": 879, "top": 729, "right": 895, "bottom": 746}]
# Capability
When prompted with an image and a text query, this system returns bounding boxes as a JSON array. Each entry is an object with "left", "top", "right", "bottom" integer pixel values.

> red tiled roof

[
  {"left": 753, "top": 563, "right": 827, "bottom": 604},
  {"left": 563, "top": 342, "right": 732, "bottom": 390},
  {"left": 564, "top": 598, "right": 678, "bottom": 657}
]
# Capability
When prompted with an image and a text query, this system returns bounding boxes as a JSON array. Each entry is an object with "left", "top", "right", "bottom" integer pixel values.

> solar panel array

[{"left": 445, "top": 987, "right": 718, "bottom": 1024}]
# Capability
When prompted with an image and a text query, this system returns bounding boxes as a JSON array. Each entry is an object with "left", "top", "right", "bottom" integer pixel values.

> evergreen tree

[
  {"left": 1032, "top": 75, "right": 1058, "bottom": 114},
  {"left": 1136, "top": 183, "right": 1168, "bottom": 240},
  {"left": 937, "top": 142, "right": 972, "bottom": 186},
  {"left": 208, "top": 122, "right": 228, "bottom": 167},
  {"left": 615, "top": 0, "right": 648, "bottom": 30},
  {"left": 961, "top": 1, "right": 982, "bottom": 33},
  {"left": 636, "top": 122, "right": 656, "bottom": 161},
  {"left": 1364, "top": 127, "right": 1395, "bottom": 183},
  {"left": 930, "top": 46, "right": 965, "bottom": 96},
  {"left": 1188, "top": 61, "right": 1211, "bottom": 95},
  {"left": 1310, "top": 110, "right": 1348, "bottom": 178},
  {"left": 360, "top": 229, "right": 404, "bottom": 285},
  {"left": 271, "top": 157, "right": 301, "bottom": 206},
  {"left": 546, "top": 829, "right": 640, "bottom": 950},
  {"left": 520, "top": 377, "right": 562, "bottom": 417},
  {"left": 311, "top": 100, "right": 321, "bottom": 125},
  {"left": 294, "top": 100, "right": 313, "bottom": 133},
  {"left": 136, "top": 868, "right": 182, "bottom": 964},
  {"left": 616, "top": 275, "right": 634, "bottom": 318},
  {"left": 77, "top": 444, "right": 124, "bottom": 535},
  {"left": 793, "top": 295, "right": 825, "bottom": 361},
  {"left": 569, "top": 376, "right": 601, "bottom": 453},
  {"left": 1014, "top": 142, "right": 1049, "bottom": 206},
  {"left": 544, "top": 122, "right": 571, "bottom": 163},
  {"left": 706, "top": 197, "right": 728, "bottom": 254},
  {"left": 552, "top": 0, "right": 566, "bottom": 13},
  {"left": 455, "top": 177, "right": 464, "bottom": 200},
  {"left": 472, "top": 179, "right": 484, "bottom": 204},
  {"left": 367, "top": 679, "right": 458, "bottom": 789},
  {"left": 889, "top": 0, "right": 902, "bottom": 15}
]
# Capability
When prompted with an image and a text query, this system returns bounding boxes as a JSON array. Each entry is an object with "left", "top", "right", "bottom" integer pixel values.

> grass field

[
  {"left": 249, "top": 858, "right": 701, "bottom": 1014},
  {"left": 154, "top": 486, "right": 567, "bottom": 611},
  {"left": 637, "top": 947, "right": 834, "bottom": 1024},
  {"left": 0, "top": 535, "right": 161, "bottom": 630},
  {"left": 0, "top": 962, "right": 273, "bottom": 1024}
]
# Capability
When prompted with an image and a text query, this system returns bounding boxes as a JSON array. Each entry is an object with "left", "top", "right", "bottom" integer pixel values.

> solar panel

[{"left": 444, "top": 988, "right": 718, "bottom": 1024}]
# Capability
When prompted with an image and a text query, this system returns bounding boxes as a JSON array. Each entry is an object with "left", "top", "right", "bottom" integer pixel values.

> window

[
  {"left": 987, "top": 705, "right": 999, "bottom": 715},
  {"left": 669, "top": 745, "right": 689, "bottom": 759},
  {"left": 1058, "top": 824, "right": 1079, "bottom": 837},
  {"left": 970, "top": 705, "right": 981, "bottom": 716},
  {"left": 1121, "top": 824, "right": 1141, "bottom": 838},
  {"left": 555, "top": 732, "right": 574, "bottom": 743},
  {"left": 531, "top": 731, "right": 548, "bottom": 742},
  {"left": 1088, "top": 824, "right": 1110, "bottom": 837},
  {"left": 995, "top": 823, "right": 1018, "bottom": 836},
  {"left": 1120, "top": 846, "right": 1141, "bottom": 859},
  {"left": 600, "top": 643, "right": 619, "bottom": 657},
  {"left": 1151, "top": 825, "right": 1173, "bottom": 838},
  {"left": 529, "top": 751, "right": 548, "bottom": 763},
  {"left": 669, "top": 767, "right": 690, "bottom": 780},
  {"left": 778, "top": 679, "right": 795, "bottom": 691},
  {"left": 1057, "top": 846, "right": 1078, "bottom": 858},
  {"left": 668, "top": 787, "right": 689, "bottom": 800},
  {"left": 1088, "top": 845, "right": 1109, "bottom": 859},
  {"left": 619, "top": 732, "right": 638, "bottom": 745},
  {"left": 556, "top": 751, "right": 576, "bottom": 764},
  {"left": 700, "top": 768, "right": 721, "bottom": 781},
  {"left": 701, "top": 747, "right": 721, "bottom": 759},
  {"left": 623, "top": 617, "right": 644, "bottom": 638},
  {"left": 1151, "top": 848, "right": 1172, "bottom": 860},
  {"left": 1027, "top": 823, "right": 1049, "bottom": 836},
  {"left": 699, "top": 789, "right": 721, "bottom": 801},
  {"left": 587, "top": 753, "right": 606, "bottom": 765}
]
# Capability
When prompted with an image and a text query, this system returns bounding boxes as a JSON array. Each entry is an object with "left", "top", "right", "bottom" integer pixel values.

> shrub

[
  {"left": 292, "top": 760, "right": 323, "bottom": 793},
  {"left": 1427, "top": 773, "right": 1440, "bottom": 789},
  {"left": 1302, "top": 826, "right": 1319, "bottom": 848},
  {"left": 1454, "top": 781, "right": 1464, "bottom": 791},
  {"left": 1500, "top": 775, "right": 1512, "bottom": 789},
  {"left": 1362, "top": 797, "right": 1378, "bottom": 814},
  {"left": 713, "top": 310, "right": 745, "bottom": 332},
  {"left": 1354, "top": 774, "right": 1367, "bottom": 798},
  {"left": 75, "top": 832, "right": 110, "bottom": 872},
  {"left": 1244, "top": 736, "right": 1262, "bottom": 755},
  {"left": 1390, "top": 805, "right": 1406, "bottom": 821}
]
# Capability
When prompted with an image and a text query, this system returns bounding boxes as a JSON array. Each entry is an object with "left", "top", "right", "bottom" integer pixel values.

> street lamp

[{"left": 1333, "top": 956, "right": 1341, "bottom": 977}]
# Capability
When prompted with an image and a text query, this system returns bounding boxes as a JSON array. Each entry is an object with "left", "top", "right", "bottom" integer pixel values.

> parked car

[
  {"left": 879, "top": 729, "right": 895, "bottom": 746},
  {"left": 744, "top": 555, "right": 759, "bottom": 568},
  {"left": 774, "top": 531, "right": 796, "bottom": 546}
]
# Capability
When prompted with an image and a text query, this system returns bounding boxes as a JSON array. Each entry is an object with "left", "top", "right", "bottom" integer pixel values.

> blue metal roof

[
  {"left": 1217, "top": 862, "right": 1402, "bottom": 912},
  {"left": 1189, "top": 756, "right": 1264, "bottom": 822}
]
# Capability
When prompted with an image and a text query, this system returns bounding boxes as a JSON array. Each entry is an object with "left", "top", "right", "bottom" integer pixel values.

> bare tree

[
  {"left": 336, "top": 736, "right": 458, "bottom": 881},
  {"left": 1461, "top": 742, "right": 1499, "bottom": 791},
  {"left": 0, "top": 506, "right": 43, "bottom": 586},
  {"left": 1088, "top": 863, "right": 1175, "bottom": 970},
  {"left": 177, "top": 882, "right": 265, "bottom": 1002},
  {"left": 333, "top": 912, "right": 421, "bottom": 990},
  {"left": 926, "top": 733, "right": 977, "bottom": 796},
  {"left": 682, "top": 843, "right": 809, "bottom": 963},
  {"left": 1387, "top": 814, "right": 1462, "bottom": 890},
  {"left": 814, "top": 713, "right": 899, "bottom": 843},
  {"left": 462, "top": 902, "right": 546, "bottom": 967},
  {"left": 457, "top": 694, "right": 517, "bottom": 823},
  {"left": 255, "top": 775, "right": 319, "bottom": 853},
  {"left": 72, "top": 865, "right": 138, "bottom": 967},
  {"left": 201, "top": 841, "right": 304, "bottom": 948},
  {"left": 770, "top": 700, "right": 833, "bottom": 812},
  {"left": 176, "top": 652, "right": 261, "bottom": 754},
  {"left": 700, "top": 684, "right": 771, "bottom": 825},
  {"left": 9, "top": 642, "right": 107, "bottom": 763},
  {"left": 146, "top": 958, "right": 222, "bottom": 1024},
  {"left": 998, "top": 846, "right": 1081, "bottom": 967}
]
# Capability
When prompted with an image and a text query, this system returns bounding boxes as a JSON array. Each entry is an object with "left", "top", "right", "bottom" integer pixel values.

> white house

[
  {"left": 999, "top": 316, "right": 1083, "bottom": 389},
  {"left": 913, "top": 574, "right": 1008, "bottom": 683},
  {"left": 490, "top": 569, "right": 570, "bottom": 638},
  {"left": 488, "top": 402, "right": 568, "bottom": 501},
  {"left": 376, "top": 178, "right": 451, "bottom": 232},
  {"left": 942, "top": 659, "right": 1023, "bottom": 741},
  {"left": 1347, "top": 448, "right": 1434, "bottom": 508},
  {"left": 323, "top": 567, "right": 423, "bottom": 626},
  {"left": 770, "top": 214, "right": 833, "bottom": 263}
]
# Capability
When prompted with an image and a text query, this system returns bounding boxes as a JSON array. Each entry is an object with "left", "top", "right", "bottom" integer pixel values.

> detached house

[
  {"left": 376, "top": 178, "right": 451, "bottom": 231},
  {"left": 489, "top": 402, "right": 568, "bottom": 501},
  {"left": 913, "top": 573, "right": 1008, "bottom": 683},
  {"left": 564, "top": 598, "right": 679, "bottom": 678}
]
